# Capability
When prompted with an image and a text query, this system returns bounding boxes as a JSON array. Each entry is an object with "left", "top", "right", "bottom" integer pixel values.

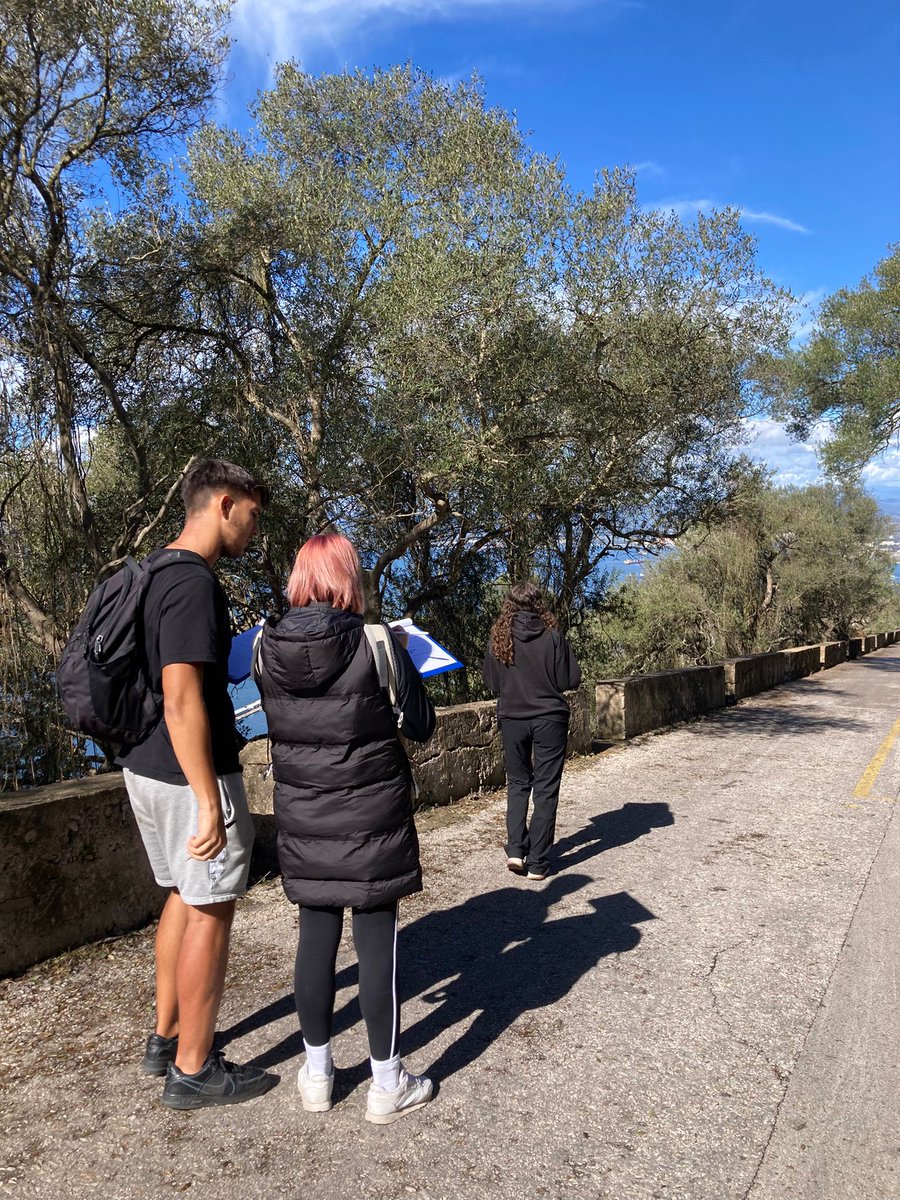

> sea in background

[{"left": 608, "top": 554, "right": 900, "bottom": 585}]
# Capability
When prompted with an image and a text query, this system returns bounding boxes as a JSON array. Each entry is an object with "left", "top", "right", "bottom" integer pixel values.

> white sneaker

[
  {"left": 365, "top": 1067, "right": 433, "bottom": 1125},
  {"left": 298, "top": 1063, "right": 334, "bottom": 1112},
  {"left": 506, "top": 856, "right": 525, "bottom": 874}
]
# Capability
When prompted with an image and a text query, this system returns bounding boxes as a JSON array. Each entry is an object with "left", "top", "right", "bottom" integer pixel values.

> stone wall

[
  {"left": 0, "top": 776, "right": 161, "bottom": 977},
  {"left": 723, "top": 653, "right": 785, "bottom": 701},
  {"left": 595, "top": 666, "right": 726, "bottom": 742},
  {"left": 241, "top": 686, "right": 592, "bottom": 818},
  {"left": 779, "top": 645, "right": 822, "bottom": 681},
  {"left": 4, "top": 629, "right": 895, "bottom": 977},
  {"left": 820, "top": 641, "right": 849, "bottom": 669}
]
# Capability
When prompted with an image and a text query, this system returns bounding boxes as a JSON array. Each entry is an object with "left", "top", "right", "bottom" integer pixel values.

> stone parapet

[
  {"left": 241, "top": 687, "right": 592, "bottom": 816},
  {"left": 779, "top": 645, "right": 823, "bottom": 681},
  {"left": 1, "top": 687, "right": 594, "bottom": 978},
  {"left": 595, "top": 666, "right": 726, "bottom": 742},
  {"left": 724, "top": 653, "right": 786, "bottom": 701},
  {"left": 820, "top": 641, "right": 849, "bottom": 669},
  {"left": 0, "top": 775, "right": 161, "bottom": 977}
]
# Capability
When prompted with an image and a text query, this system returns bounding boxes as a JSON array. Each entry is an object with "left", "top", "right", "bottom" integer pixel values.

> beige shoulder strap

[{"left": 363, "top": 624, "right": 403, "bottom": 728}]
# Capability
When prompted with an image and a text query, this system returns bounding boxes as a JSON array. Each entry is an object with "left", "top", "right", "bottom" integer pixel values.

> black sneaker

[
  {"left": 161, "top": 1049, "right": 278, "bottom": 1110},
  {"left": 142, "top": 1033, "right": 178, "bottom": 1077}
]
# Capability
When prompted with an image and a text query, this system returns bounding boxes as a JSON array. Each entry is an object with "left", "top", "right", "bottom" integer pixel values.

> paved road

[{"left": 2, "top": 649, "right": 899, "bottom": 1200}]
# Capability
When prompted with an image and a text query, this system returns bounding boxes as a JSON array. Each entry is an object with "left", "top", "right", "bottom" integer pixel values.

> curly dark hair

[{"left": 489, "top": 581, "right": 558, "bottom": 667}]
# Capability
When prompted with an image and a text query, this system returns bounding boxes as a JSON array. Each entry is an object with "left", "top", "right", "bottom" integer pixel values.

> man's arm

[{"left": 162, "top": 662, "right": 225, "bottom": 861}]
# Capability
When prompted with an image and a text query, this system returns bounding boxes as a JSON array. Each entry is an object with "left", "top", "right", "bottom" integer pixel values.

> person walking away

[
  {"left": 116, "top": 459, "right": 277, "bottom": 1109},
  {"left": 482, "top": 582, "right": 582, "bottom": 881},
  {"left": 255, "top": 533, "right": 437, "bottom": 1124}
]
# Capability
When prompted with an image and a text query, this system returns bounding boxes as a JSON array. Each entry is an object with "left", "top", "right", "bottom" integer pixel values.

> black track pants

[
  {"left": 500, "top": 715, "right": 569, "bottom": 873},
  {"left": 294, "top": 902, "right": 400, "bottom": 1060}
]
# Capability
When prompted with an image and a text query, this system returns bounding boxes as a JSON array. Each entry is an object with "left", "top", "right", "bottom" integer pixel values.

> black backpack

[{"left": 57, "top": 551, "right": 188, "bottom": 744}]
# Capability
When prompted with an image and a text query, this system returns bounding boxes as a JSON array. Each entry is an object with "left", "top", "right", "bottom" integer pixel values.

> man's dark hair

[{"left": 181, "top": 459, "right": 270, "bottom": 514}]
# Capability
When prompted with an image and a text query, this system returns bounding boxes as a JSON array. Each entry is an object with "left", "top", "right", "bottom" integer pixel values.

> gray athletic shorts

[{"left": 123, "top": 769, "right": 255, "bottom": 906}]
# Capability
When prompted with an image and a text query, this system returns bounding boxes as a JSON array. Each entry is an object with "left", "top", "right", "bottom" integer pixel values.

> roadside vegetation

[{"left": 572, "top": 480, "right": 900, "bottom": 681}]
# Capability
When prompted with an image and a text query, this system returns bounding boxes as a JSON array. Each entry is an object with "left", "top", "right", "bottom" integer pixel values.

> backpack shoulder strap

[
  {"left": 250, "top": 624, "right": 265, "bottom": 685},
  {"left": 363, "top": 624, "right": 403, "bottom": 729}
]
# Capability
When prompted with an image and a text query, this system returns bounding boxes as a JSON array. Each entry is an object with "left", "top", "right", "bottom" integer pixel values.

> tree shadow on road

[
  {"left": 688, "top": 693, "right": 870, "bottom": 738},
  {"left": 852, "top": 656, "right": 900, "bottom": 673},
  {"left": 551, "top": 802, "right": 674, "bottom": 872}
]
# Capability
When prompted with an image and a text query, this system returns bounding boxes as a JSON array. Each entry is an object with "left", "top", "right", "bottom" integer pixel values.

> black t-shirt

[{"left": 116, "top": 548, "right": 241, "bottom": 785}]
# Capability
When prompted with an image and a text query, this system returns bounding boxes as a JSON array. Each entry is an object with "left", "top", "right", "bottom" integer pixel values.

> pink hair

[{"left": 286, "top": 533, "right": 365, "bottom": 614}]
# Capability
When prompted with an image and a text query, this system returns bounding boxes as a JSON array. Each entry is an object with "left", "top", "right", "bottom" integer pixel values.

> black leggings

[{"left": 294, "top": 902, "right": 400, "bottom": 1061}]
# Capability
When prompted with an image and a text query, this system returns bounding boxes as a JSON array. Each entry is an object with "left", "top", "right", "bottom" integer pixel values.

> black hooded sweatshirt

[
  {"left": 482, "top": 612, "right": 582, "bottom": 721},
  {"left": 257, "top": 603, "right": 435, "bottom": 909}
]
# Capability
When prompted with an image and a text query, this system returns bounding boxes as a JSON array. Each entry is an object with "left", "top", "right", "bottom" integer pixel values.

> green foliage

[
  {"left": 765, "top": 245, "right": 900, "bottom": 475},
  {"left": 576, "top": 480, "right": 899, "bottom": 678}
]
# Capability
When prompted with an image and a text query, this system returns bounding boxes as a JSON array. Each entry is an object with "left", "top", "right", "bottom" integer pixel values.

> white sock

[
  {"left": 370, "top": 1052, "right": 401, "bottom": 1092},
  {"left": 304, "top": 1040, "right": 333, "bottom": 1078}
]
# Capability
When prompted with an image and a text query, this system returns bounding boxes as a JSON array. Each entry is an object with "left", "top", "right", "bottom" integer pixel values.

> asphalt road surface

[{"left": 3, "top": 648, "right": 899, "bottom": 1200}]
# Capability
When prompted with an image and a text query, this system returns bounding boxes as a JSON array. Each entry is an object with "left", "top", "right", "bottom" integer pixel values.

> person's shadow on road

[
  {"left": 552, "top": 802, "right": 675, "bottom": 871},
  {"left": 237, "top": 875, "right": 655, "bottom": 1095},
  {"left": 386, "top": 876, "right": 655, "bottom": 1085},
  {"left": 224, "top": 806, "right": 670, "bottom": 1079}
]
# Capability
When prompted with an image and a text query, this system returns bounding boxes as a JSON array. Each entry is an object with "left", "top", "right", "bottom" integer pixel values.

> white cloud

[
  {"left": 632, "top": 160, "right": 665, "bottom": 179},
  {"left": 230, "top": 0, "right": 595, "bottom": 63},
  {"left": 651, "top": 198, "right": 809, "bottom": 235},
  {"left": 738, "top": 208, "right": 810, "bottom": 235},
  {"left": 654, "top": 198, "right": 715, "bottom": 220},
  {"left": 742, "top": 416, "right": 827, "bottom": 488},
  {"left": 862, "top": 450, "right": 900, "bottom": 487},
  {"left": 743, "top": 417, "right": 900, "bottom": 509}
]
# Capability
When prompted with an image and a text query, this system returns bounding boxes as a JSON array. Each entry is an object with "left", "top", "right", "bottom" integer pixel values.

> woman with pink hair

[{"left": 256, "top": 534, "right": 436, "bottom": 1124}]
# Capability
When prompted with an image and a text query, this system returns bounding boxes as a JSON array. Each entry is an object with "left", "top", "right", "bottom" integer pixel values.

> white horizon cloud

[{"left": 743, "top": 416, "right": 827, "bottom": 488}]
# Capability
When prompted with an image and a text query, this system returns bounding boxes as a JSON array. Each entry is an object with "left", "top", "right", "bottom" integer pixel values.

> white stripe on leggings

[{"left": 389, "top": 905, "right": 399, "bottom": 1060}]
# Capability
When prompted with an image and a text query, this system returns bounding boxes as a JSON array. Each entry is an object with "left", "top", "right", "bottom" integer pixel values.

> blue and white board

[{"left": 388, "top": 618, "right": 463, "bottom": 678}]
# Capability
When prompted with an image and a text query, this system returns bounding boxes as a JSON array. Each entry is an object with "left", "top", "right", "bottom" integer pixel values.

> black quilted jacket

[{"left": 257, "top": 603, "right": 436, "bottom": 909}]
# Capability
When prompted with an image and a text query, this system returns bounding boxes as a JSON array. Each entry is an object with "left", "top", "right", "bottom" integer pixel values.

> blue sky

[{"left": 221, "top": 0, "right": 900, "bottom": 506}]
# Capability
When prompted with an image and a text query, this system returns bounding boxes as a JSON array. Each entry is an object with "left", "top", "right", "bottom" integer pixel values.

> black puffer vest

[{"left": 257, "top": 603, "right": 421, "bottom": 909}]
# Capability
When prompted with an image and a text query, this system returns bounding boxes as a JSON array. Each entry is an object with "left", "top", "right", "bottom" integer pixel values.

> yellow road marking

[{"left": 853, "top": 716, "right": 900, "bottom": 798}]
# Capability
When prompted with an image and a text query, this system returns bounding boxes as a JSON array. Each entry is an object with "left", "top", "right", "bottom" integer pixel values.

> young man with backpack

[{"left": 115, "top": 459, "right": 276, "bottom": 1109}]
